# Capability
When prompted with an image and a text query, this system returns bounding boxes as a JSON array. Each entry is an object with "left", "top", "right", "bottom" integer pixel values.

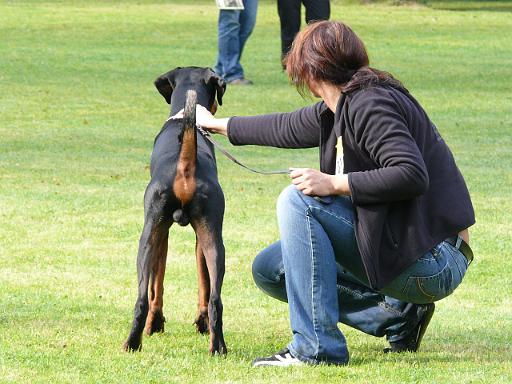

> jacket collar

[{"left": 333, "top": 92, "right": 347, "bottom": 137}]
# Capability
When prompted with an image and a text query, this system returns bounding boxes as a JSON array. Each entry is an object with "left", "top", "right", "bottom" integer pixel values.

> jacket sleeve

[
  {"left": 347, "top": 88, "right": 430, "bottom": 205},
  {"left": 226, "top": 103, "right": 323, "bottom": 148}
]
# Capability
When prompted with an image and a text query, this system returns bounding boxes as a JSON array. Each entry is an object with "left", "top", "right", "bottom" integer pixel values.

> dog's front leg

[{"left": 194, "top": 221, "right": 227, "bottom": 355}]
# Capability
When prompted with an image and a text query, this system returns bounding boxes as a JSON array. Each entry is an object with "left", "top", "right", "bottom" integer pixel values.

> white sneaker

[{"left": 252, "top": 348, "right": 303, "bottom": 367}]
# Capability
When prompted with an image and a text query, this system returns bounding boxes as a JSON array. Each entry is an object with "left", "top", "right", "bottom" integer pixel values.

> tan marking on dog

[
  {"left": 210, "top": 100, "right": 218, "bottom": 115},
  {"left": 173, "top": 127, "right": 197, "bottom": 206}
]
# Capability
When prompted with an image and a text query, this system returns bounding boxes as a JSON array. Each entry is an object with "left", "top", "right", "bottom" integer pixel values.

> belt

[{"left": 444, "top": 235, "right": 474, "bottom": 265}]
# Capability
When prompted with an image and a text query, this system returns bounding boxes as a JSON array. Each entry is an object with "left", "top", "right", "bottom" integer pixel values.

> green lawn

[{"left": 0, "top": 0, "right": 511, "bottom": 383}]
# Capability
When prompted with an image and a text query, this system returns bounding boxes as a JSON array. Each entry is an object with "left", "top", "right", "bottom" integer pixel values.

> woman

[{"left": 182, "top": 20, "right": 475, "bottom": 366}]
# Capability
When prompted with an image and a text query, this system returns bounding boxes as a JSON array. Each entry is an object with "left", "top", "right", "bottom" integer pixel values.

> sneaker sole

[{"left": 252, "top": 360, "right": 302, "bottom": 367}]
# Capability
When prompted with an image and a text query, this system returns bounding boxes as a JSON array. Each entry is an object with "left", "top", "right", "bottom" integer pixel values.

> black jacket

[{"left": 227, "top": 85, "right": 475, "bottom": 289}]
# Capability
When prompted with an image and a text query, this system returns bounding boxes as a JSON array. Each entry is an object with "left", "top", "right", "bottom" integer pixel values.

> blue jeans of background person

[
  {"left": 214, "top": 0, "right": 258, "bottom": 82},
  {"left": 252, "top": 185, "right": 469, "bottom": 365}
]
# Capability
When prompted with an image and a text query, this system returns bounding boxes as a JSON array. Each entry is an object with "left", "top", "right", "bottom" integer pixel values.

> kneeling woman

[{"left": 190, "top": 20, "right": 475, "bottom": 366}]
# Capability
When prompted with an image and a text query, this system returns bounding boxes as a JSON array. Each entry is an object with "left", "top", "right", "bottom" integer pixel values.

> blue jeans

[
  {"left": 214, "top": 0, "right": 258, "bottom": 82},
  {"left": 252, "top": 185, "right": 469, "bottom": 365}
]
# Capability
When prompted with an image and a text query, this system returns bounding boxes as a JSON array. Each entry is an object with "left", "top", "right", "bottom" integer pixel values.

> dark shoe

[
  {"left": 228, "top": 78, "right": 253, "bottom": 86},
  {"left": 384, "top": 303, "right": 435, "bottom": 353},
  {"left": 252, "top": 348, "right": 303, "bottom": 367}
]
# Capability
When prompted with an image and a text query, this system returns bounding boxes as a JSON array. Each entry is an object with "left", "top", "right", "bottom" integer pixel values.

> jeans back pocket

[{"left": 403, "top": 244, "right": 467, "bottom": 304}]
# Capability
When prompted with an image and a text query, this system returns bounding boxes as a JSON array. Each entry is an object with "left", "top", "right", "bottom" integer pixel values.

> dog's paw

[
  {"left": 209, "top": 339, "right": 228, "bottom": 356},
  {"left": 194, "top": 312, "right": 209, "bottom": 334},
  {"left": 145, "top": 311, "right": 166, "bottom": 335},
  {"left": 122, "top": 339, "right": 142, "bottom": 352}
]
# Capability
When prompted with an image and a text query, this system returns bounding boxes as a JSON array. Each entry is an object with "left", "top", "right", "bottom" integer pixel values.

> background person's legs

[
  {"left": 215, "top": 10, "right": 244, "bottom": 82},
  {"left": 303, "top": 0, "right": 330, "bottom": 24},
  {"left": 277, "top": 0, "right": 330, "bottom": 62},
  {"left": 238, "top": 0, "right": 258, "bottom": 57},
  {"left": 277, "top": 0, "right": 301, "bottom": 60}
]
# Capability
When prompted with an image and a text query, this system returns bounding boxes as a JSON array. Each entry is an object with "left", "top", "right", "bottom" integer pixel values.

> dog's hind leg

[
  {"left": 124, "top": 183, "right": 171, "bottom": 352},
  {"left": 193, "top": 219, "right": 227, "bottom": 355},
  {"left": 194, "top": 237, "right": 210, "bottom": 334},
  {"left": 145, "top": 230, "right": 168, "bottom": 335}
]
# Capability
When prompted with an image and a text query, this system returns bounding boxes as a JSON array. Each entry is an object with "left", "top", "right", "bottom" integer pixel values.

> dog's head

[{"left": 154, "top": 67, "right": 226, "bottom": 114}]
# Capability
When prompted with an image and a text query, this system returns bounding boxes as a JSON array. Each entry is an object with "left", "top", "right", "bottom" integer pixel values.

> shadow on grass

[
  {"left": 363, "top": 0, "right": 512, "bottom": 12},
  {"left": 427, "top": 0, "right": 512, "bottom": 12}
]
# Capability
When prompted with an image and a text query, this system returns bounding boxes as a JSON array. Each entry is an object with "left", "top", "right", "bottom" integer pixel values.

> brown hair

[{"left": 285, "top": 20, "right": 405, "bottom": 96}]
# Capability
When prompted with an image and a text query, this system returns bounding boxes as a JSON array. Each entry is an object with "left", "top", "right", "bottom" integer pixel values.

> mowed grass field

[{"left": 1, "top": 0, "right": 511, "bottom": 382}]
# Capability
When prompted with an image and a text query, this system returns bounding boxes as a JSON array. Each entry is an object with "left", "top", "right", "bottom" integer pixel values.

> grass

[{"left": 0, "top": 0, "right": 511, "bottom": 382}]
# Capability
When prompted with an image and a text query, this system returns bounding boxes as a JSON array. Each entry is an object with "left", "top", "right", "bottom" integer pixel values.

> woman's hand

[
  {"left": 170, "top": 105, "right": 229, "bottom": 136},
  {"left": 290, "top": 168, "right": 351, "bottom": 196}
]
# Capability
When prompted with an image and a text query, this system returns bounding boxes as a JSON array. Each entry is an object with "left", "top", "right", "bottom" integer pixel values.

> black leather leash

[{"left": 196, "top": 125, "right": 291, "bottom": 175}]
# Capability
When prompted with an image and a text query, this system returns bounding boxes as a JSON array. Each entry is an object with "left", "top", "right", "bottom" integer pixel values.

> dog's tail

[{"left": 172, "top": 90, "right": 197, "bottom": 226}]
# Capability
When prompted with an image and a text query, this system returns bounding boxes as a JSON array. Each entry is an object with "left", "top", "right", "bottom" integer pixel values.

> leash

[{"left": 196, "top": 125, "right": 291, "bottom": 175}]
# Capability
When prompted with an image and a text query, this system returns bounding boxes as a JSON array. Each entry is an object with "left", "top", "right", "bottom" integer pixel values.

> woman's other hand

[{"left": 290, "top": 168, "right": 351, "bottom": 196}]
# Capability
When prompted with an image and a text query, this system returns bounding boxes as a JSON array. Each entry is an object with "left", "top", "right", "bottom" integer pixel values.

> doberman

[{"left": 123, "top": 67, "right": 227, "bottom": 355}]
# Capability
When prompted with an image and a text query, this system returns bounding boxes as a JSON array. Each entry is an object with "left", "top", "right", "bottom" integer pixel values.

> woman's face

[{"left": 307, "top": 79, "right": 322, "bottom": 98}]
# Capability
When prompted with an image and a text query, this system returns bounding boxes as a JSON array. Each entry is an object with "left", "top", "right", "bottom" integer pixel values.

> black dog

[{"left": 123, "top": 67, "right": 227, "bottom": 355}]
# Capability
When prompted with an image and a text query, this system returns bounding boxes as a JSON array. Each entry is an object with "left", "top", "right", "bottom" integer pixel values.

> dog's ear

[
  {"left": 154, "top": 68, "right": 181, "bottom": 104},
  {"left": 204, "top": 69, "right": 226, "bottom": 106}
]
